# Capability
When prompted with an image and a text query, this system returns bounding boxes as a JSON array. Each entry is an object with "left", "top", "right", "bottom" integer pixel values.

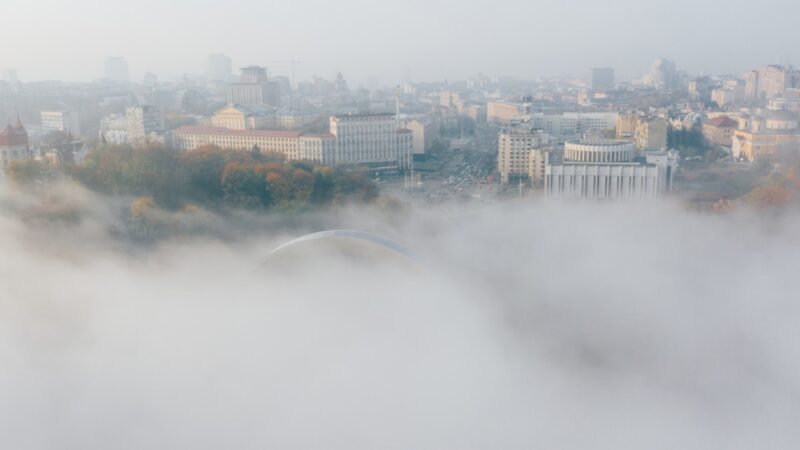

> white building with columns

[{"left": 545, "top": 139, "right": 678, "bottom": 200}]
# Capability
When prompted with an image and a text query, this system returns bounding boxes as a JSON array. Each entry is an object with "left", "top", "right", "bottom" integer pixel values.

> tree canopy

[{"left": 66, "top": 143, "right": 378, "bottom": 211}]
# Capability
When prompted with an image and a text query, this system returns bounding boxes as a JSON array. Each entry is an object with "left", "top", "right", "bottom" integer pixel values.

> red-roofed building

[
  {"left": 0, "top": 118, "right": 32, "bottom": 174},
  {"left": 174, "top": 114, "right": 413, "bottom": 169},
  {"left": 702, "top": 116, "right": 738, "bottom": 147},
  {"left": 173, "top": 125, "right": 336, "bottom": 164}
]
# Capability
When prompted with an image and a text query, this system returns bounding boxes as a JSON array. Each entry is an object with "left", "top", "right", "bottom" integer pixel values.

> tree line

[{"left": 11, "top": 144, "right": 379, "bottom": 211}]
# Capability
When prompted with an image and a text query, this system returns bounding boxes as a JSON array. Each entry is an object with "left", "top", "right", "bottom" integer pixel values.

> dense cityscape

[{"left": 3, "top": 56, "right": 800, "bottom": 214}]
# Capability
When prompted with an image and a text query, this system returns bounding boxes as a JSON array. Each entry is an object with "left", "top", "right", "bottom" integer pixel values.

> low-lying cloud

[{"left": 1, "top": 184, "right": 799, "bottom": 449}]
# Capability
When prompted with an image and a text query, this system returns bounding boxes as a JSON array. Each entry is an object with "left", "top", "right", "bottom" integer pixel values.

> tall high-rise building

[
  {"left": 497, "top": 126, "right": 551, "bottom": 184},
  {"left": 105, "top": 57, "right": 129, "bottom": 83},
  {"left": 589, "top": 68, "right": 615, "bottom": 91},
  {"left": 125, "top": 106, "right": 164, "bottom": 145},
  {"left": 228, "top": 66, "right": 281, "bottom": 107},
  {"left": 742, "top": 70, "right": 759, "bottom": 103},
  {"left": 644, "top": 58, "right": 680, "bottom": 92},
  {"left": 688, "top": 76, "right": 713, "bottom": 102},
  {"left": 207, "top": 53, "right": 233, "bottom": 82},
  {"left": 757, "top": 65, "right": 796, "bottom": 101}
]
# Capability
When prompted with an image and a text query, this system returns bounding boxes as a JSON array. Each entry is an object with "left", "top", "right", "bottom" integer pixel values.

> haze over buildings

[{"left": 1, "top": 0, "right": 799, "bottom": 84}]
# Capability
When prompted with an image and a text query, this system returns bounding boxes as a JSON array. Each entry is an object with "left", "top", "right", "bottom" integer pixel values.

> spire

[{"left": 14, "top": 114, "right": 24, "bottom": 131}]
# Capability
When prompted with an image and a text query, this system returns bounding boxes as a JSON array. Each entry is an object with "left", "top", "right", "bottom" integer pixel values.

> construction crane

[{"left": 271, "top": 60, "right": 302, "bottom": 89}]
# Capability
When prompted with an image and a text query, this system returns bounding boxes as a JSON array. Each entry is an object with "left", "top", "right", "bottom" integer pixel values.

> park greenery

[
  {"left": 6, "top": 144, "right": 382, "bottom": 242},
  {"left": 9, "top": 143, "right": 379, "bottom": 212}
]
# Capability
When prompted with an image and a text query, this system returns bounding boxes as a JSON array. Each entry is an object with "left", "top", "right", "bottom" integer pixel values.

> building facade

[
  {"left": 402, "top": 117, "right": 440, "bottom": 154},
  {"left": 329, "top": 113, "right": 412, "bottom": 168},
  {"left": 175, "top": 113, "right": 412, "bottom": 169},
  {"left": 634, "top": 116, "right": 668, "bottom": 150},
  {"left": 212, "top": 104, "right": 276, "bottom": 130},
  {"left": 228, "top": 66, "right": 281, "bottom": 107},
  {"left": 40, "top": 110, "right": 81, "bottom": 136},
  {"left": 487, "top": 101, "right": 525, "bottom": 125},
  {"left": 175, "top": 127, "right": 307, "bottom": 160},
  {"left": 564, "top": 139, "right": 636, "bottom": 163},
  {"left": 126, "top": 106, "right": 164, "bottom": 146},
  {"left": 711, "top": 88, "right": 737, "bottom": 108},
  {"left": 644, "top": 58, "right": 681, "bottom": 92},
  {"left": 527, "top": 112, "right": 618, "bottom": 142},
  {"left": 497, "top": 126, "right": 550, "bottom": 184},
  {"left": 0, "top": 119, "right": 32, "bottom": 174},
  {"left": 99, "top": 114, "right": 130, "bottom": 145},
  {"left": 732, "top": 112, "right": 800, "bottom": 161},
  {"left": 545, "top": 139, "right": 677, "bottom": 200},
  {"left": 702, "top": 116, "right": 738, "bottom": 147}
]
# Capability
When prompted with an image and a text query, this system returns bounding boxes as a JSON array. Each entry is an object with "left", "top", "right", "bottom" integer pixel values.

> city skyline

[{"left": 2, "top": 0, "right": 799, "bottom": 84}]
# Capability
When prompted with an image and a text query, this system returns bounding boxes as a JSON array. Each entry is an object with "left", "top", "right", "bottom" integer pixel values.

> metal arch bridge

[{"left": 269, "top": 230, "right": 421, "bottom": 263}]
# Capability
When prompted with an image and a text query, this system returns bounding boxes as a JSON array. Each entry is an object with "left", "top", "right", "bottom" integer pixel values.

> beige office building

[
  {"left": 497, "top": 127, "right": 550, "bottom": 184},
  {"left": 634, "top": 116, "right": 667, "bottom": 150},
  {"left": 330, "top": 113, "right": 412, "bottom": 168},
  {"left": 402, "top": 117, "right": 440, "bottom": 154},
  {"left": 227, "top": 66, "right": 281, "bottom": 107},
  {"left": 174, "top": 126, "right": 335, "bottom": 163},
  {"left": 487, "top": 101, "right": 525, "bottom": 125},
  {"left": 177, "top": 113, "right": 412, "bottom": 169},
  {"left": 616, "top": 112, "right": 637, "bottom": 139}
]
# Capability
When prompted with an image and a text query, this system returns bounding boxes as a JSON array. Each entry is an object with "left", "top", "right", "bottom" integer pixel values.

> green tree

[
  {"left": 221, "top": 163, "right": 271, "bottom": 209},
  {"left": 8, "top": 160, "right": 47, "bottom": 185},
  {"left": 180, "top": 145, "right": 227, "bottom": 206}
]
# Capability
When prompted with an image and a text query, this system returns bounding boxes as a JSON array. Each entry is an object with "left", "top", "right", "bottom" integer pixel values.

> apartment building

[
  {"left": 497, "top": 126, "right": 551, "bottom": 184},
  {"left": 40, "top": 110, "right": 81, "bottom": 136}
]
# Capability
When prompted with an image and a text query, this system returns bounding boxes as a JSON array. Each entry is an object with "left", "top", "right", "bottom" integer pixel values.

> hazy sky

[{"left": 2, "top": 0, "right": 799, "bottom": 84}]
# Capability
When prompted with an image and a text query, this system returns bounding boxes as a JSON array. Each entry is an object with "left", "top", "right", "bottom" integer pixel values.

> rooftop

[
  {"left": 174, "top": 126, "right": 303, "bottom": 138},
  {"left": 706, "top": 116, "right": 738, "bottom": 128}
]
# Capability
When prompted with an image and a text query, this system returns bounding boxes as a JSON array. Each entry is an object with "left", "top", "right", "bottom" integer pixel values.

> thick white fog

[{"left": 1, "top": 187, "right": 800, "bottom": 449}]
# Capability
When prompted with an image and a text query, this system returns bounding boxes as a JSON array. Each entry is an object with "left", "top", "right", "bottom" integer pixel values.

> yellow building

[
  {"left": 635, "top": 116, "right": 668, "bottom": 150},
  {"left": 487, "top": 101, "right": 524, "bottom": 126},
  {"left": 732, "top": 112, "right": 800, "bottom": 161},
  {"left": 497, "top": 127, "right": 550, "bottom": 184},
  {"left": 174, "top": 126, "right": 301, "bottom": 156},
  {"left": 211, "top": 104, "right": 276, "bottom": 130},
  {"left": 616, "top": 112, "right": 637, "bottom": 139},
  {"left": 702, "top": 116, "right": 738, "bottom": 147}
]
